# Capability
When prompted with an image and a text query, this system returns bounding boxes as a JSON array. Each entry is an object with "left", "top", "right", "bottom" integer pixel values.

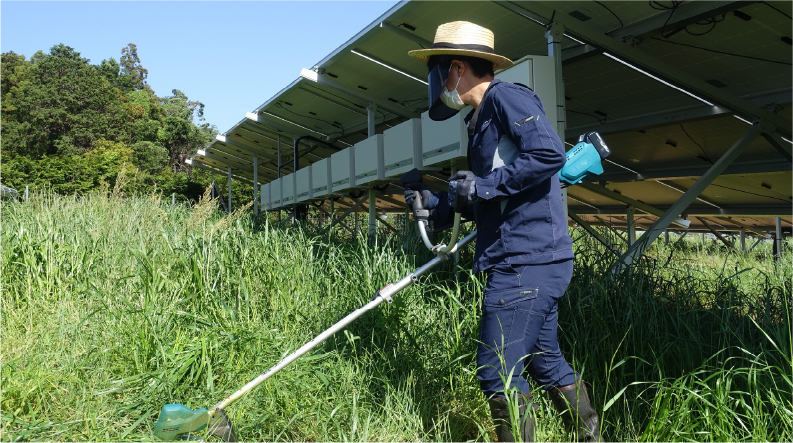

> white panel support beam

[
  {"left": 190, "top": 160, "right": 254, "bottom": 186},
  {"left": 197, "top": 151, "right": 254, "bottom": 174},
  {"left": 245, "top": 112, "right": 299, "bottom": 138},
  {"left": 379, "top": 21, "right": 433, "bottom": 49},
  {"left": 499, "top": 1, "right": 791, "bottom": 138},
  {"left": 299, "top": 68, "right": 418, "bottom": 119},
  {"left": 216, "top": 135, "right": 279, "bottom": 163},
  {"left": 612, "top": 121, "right": 763, "bottom": 274}
]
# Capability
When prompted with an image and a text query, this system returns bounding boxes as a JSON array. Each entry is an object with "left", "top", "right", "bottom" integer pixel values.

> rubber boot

[
  {"left": 487, "top": 391, "right": 536, "bottom": 442},
  {"left": 549, "top": 380, "right": 601, "bottom": 442}
]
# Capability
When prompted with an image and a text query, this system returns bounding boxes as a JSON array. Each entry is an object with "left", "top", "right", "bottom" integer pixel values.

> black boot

[
  {"left": 549, "top": 380, "right": 602, "bottom": 442},
  {"left": 487, "top": 391, "right": 536, "bottom": 442}
]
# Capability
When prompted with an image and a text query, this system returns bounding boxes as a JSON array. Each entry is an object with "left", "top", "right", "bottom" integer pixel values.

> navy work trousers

[{"left": 476, "top": 259, "right": 578, "bottom": 397}]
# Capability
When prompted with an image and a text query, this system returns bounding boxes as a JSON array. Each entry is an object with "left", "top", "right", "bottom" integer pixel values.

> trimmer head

[{"left": 153, "top": 404, "right": 236, "bottom": 442}]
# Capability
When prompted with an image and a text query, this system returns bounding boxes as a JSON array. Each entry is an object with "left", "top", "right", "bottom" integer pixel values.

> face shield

[{"left": 427, "top": 61, "right": 460, "bottom": 121}]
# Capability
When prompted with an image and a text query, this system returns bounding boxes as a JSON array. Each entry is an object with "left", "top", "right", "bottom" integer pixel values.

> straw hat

[{"left": 408, "top": 21, "right": 513, "bottom": 70}]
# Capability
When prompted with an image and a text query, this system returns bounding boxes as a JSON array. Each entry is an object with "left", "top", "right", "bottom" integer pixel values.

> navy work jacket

[{"left": 433, "top": 79, "right": 573, "bottom": 273}]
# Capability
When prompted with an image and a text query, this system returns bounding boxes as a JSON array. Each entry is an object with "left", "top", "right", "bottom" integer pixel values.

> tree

[{"left": 120, "top": 43, "right": 149, "bottom": 91}]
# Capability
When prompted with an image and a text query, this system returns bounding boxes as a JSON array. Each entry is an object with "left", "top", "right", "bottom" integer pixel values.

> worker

[{"left": 403, "top": 21, "right": 602, "bottom": 442}]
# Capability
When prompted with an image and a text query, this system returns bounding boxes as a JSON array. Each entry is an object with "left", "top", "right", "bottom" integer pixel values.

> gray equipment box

[
  {"left": 420, "top": 57, "right": 556, "bottom": 168},
  {"left": 421, "top": 110, "right": 469, "bottom": 168},
  {"left": 296, "top": 166, "right": 312, "bottom": 202},
  {"left": 354, "top": 134, "right": 385, "bottom": 185},
  {"left": 270, "top": 178, "right": 283, "bottom": 209},
  {"left": 282, "top": 173, "right": 296, "bottom": 207},
  {"left": 311, "top": 158, "right": 332, "bottom": 198},
  {"left": 330, "top": 147, "right": 356, "bottom": 192},
  {"left": 383, "top": 118, "right": 423, "bottom": 178},
  {"left": 260, "top": 182, "right": 270, "bottom": 211}
]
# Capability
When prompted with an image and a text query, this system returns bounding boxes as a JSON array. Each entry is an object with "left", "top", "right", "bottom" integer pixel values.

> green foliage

[
  {"left": 1, "top": 43, "right": 217, "bottom": 198},
  {"left": 1, "top": 193, "right": 790, "bottom": 441}
]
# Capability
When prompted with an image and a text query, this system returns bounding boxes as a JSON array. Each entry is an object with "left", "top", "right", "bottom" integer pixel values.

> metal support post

[
  {"left": 665, "top": 230, "right": 669, "bottom": 245},
  {"left": 748, "top": 236, "right": 763, "bottom": 253},
  {"left": 740, "top": 228, "right": 746, "bottom": 253},
  {"left": 546, "top": 22, "right": 568, "bottom": 221},
  {"left": 277, "top": 135, "right": 282, "bottom": 178},
  {"left": 172, "top": 193, "right": 175, "bottom": 206},
  {"left": 329, "top": 199, "right": 335, "bottom": 234},
  {"left": 611, "top": 122, "right": 762, "bottom": 275},
  {"left": 369, "top": 187, "right": 377, "bottom": 242},
  {"left": 672, "top": 230, "right": 689, "bottom": 248},
  {"left": 253, "top": 155, "right": 259, "bottom": 216},
  {"left": 569, "top": 213, "right": 619, "bottom": 256},
  {"left": 24, "top": 186, "right": 29, "bottom": 201},
  {"left": 698, "top": 217, "right": 734, "bottom": 250},
  {"left": 227, "top": 166, "right": 232, "bottom": 213},
  {"left": 775, "top": 216, "right": 783, "bottom": 261},
  {"left": 627, "top": 205, "right": 636, "bottom": 247},
  {"left": 367, "top": 104, "right": 377, "bottom": 137}
]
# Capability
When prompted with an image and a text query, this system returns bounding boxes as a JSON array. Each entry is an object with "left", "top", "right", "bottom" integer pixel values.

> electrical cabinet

[
  {"left": 311, "top": 158, "right": 332, "bottom": 198},
  {"left": 420, "top": 56, "right": 557, "bottom": 168},
  {"left": 354, "top": 134, "right": 384, "bottom": 185},
  {"left": 420, "top": 110, "right": 469, "bottom": 168},
  {"left": 296, "top": 165, "right": 312, "bottom": 202},
  {"left": 330, "top": 147, "right": 356, "bottom": 192},
  {"left": 270, "top": 178, "right": 283, "bottom": 209},
  {"left": 282, "top": 173, "right": 296, "bottom": 206},
  {"left": 260, "top": 182, "right": 270, "bottom": 211},
  {"left": 383, "top": 118, "right": 422, "bottom": 179}
]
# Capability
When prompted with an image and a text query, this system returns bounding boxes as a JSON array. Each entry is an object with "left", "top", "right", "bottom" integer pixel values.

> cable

[
  {"left": 593, "top": 1, "right": 624, "bottom": 32},
  {"left": 679, "top": 124, "right": 713, "bottom": 164},
  {"left": 649, "top": 37, "right": 792, "bottom": 65},
  {"left": 684, "top": 13, "right": 725, "bottom": 36},
  {"left": 762, "top": 1, "right": 792, "bottom": 20},
  {"left": 649, "top": 1, "right": 683, "bottom": 38},
  {"left": 707, "top": 183, "right": 791, "bottom": 203},
  {"left": 567, "top": 109, "right": 607, "bottom": 124}
]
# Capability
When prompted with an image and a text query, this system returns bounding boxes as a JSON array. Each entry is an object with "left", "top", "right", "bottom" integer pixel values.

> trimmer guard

[{"left": 153, "top": 404, "right": 237, "bottom": 441}]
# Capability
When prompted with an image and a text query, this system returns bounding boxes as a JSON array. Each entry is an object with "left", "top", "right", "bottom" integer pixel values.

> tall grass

[{"left": 1, "top": 191, "right": 790, "bottom": 441}]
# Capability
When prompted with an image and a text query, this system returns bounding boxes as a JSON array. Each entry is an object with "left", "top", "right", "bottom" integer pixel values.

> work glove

[
  {"left": 448, "top": 170, "right": 478, "bottom": 211},
  {"left": 403, "top": 182, "right": 439, "bottom": 211}
]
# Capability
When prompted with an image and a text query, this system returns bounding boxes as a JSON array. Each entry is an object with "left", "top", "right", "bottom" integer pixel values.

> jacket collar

[{"left": 465, "top": 79, "right": 502, "bottom": 125}]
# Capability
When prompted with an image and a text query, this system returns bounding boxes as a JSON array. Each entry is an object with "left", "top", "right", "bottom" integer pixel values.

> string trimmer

[{"left": 152, "top": 131, "right": 610, "bottom": 441}]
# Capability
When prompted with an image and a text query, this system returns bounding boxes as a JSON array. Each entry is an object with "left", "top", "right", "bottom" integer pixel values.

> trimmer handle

[{"left": 401, "top": 168, "right": 430, "bottom": 221}]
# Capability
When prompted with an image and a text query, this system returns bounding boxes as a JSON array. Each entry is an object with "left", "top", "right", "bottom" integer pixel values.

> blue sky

[{"left": 2, "top": 1, "right": 400, "bottom": 133}]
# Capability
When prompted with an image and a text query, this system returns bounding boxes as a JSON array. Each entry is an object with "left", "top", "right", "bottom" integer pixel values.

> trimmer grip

[{"left": 411, "top": 190, "right": 430, "bottom": 221}]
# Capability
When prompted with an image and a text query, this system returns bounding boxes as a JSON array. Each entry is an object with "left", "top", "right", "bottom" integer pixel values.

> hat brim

[{"left": 409, "top": 48, "right": 513, "bottom": 70}]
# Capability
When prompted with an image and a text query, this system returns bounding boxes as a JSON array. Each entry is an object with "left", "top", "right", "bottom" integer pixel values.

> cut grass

[{"left": 1, "top": 191, "right": 791, "bottom": 441}]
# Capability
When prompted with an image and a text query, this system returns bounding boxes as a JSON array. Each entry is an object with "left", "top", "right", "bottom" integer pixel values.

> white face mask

[{"left": 440, "top": 64, "right": 466, "bottom": 110}]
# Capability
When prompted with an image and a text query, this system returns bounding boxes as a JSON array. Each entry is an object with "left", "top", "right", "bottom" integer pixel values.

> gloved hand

[
  {"left": 403, "top": 182, "right": 439, "bottom": 211},
  {"left": 448, "top": 170, "right": 478, "bottom": 210}
]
